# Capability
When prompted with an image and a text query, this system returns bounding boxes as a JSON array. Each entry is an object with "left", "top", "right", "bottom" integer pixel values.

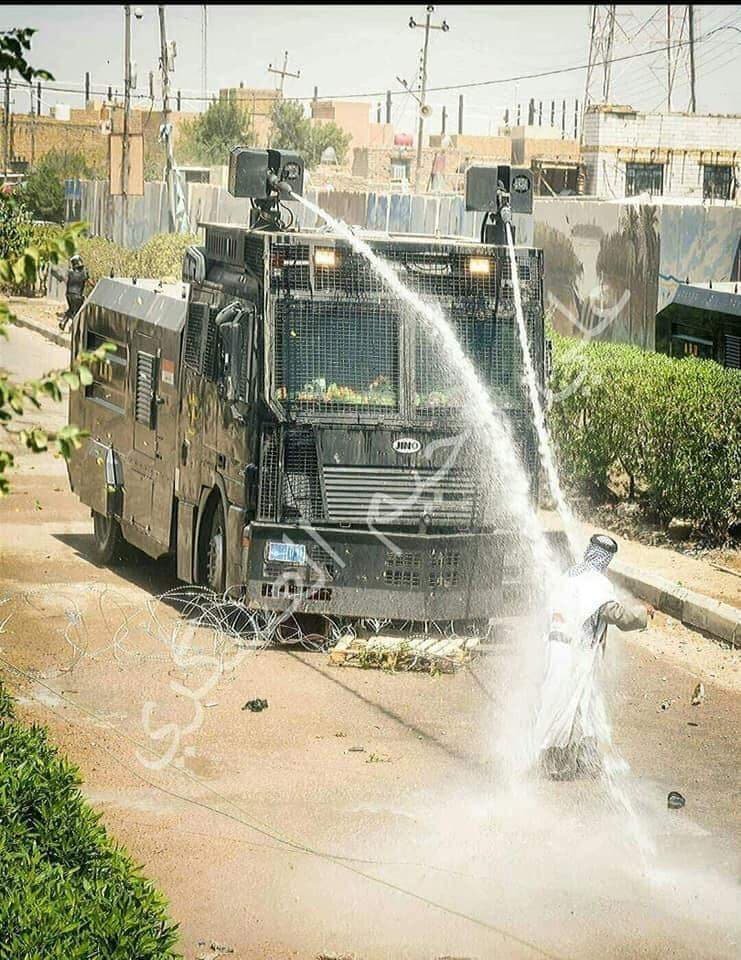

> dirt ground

[{"left": 1, "top": 327, "right": 740, "bottom": 960}]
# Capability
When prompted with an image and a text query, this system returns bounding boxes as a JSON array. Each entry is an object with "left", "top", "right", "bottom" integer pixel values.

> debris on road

[
  {"left": 660, "top": 699, "right": 671, "bottom": 711},
  {"left": 242, "top": 698, "right": 268, "bottom": 712},
  {"left": 667, "top": 791, "right": 686, "bottom": 809},
  {"left": 347, "top": 746, "right": 365, "bottom": 753},
  {"left": 196, "top": 940, "right": 234, "bottom": 960},
  {"left": 329, "top": 631, "right": 480, "bottom": 673},
  {"left": 691, "top": 681, "right": 705, "bottom": 705}
]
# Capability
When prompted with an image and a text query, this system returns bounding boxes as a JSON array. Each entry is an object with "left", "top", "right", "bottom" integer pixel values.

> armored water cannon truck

[{"left": 67, "top": 148, "right": 546, "bottom": 629}]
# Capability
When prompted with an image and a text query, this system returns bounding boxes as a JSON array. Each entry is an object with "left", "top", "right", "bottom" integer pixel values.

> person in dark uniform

[{"left": 59, "top": 254, "right": 89, "bottom": 331}]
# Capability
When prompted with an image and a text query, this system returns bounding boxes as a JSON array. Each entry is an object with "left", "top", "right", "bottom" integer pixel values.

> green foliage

[
  {"left": 78, "top": 232, "right": 198, "bottom": 285},
  {"left": 0, "top": 194, "right": 33, "bottom": 261},
  {"left": 269, "top": 100, "right": 352, "bottom": 168},
  {"left": 0, "top": 28, "right": 53, "bottom": 82},
  {"left": 0, "top": 680, "right": 179, "bottom": 957},
  {"left": 20, "top": 150, "right": 97, "bottom": 223},
  {"left": 178, "top": 98, "right": 255, "bottom": 166},
  {"left": 549, "top": 334, "right": 741, "bottom": 534}
]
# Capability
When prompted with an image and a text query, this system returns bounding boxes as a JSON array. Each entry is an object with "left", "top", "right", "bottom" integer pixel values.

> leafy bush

[
  {"left": 78, "top": 232, "right": 197, "bottom": 285},
  {"left": 0, "top": 680, "right": 179, "bottom": 958},
  {"left": 20, "top": 149, "right": 98, "bottom": 223},
  {"left": 0, "top": 193, "right": 33, "bottom": 260},
  {"left": 549, "top": 334, "right": 741, "bottom": 533}
]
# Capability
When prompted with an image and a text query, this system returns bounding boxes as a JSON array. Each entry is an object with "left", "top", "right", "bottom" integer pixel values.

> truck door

[{"left": 151, "top": 338, "right": 179, "bottom": 549}]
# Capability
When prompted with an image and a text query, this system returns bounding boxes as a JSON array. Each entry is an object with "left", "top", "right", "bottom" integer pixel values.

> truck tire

[
  {"left": 92, "top": 511, "right": 126, "bottom": 565},
  {"left": 204, "top": 500, "right": 227, "bottom": 595}
]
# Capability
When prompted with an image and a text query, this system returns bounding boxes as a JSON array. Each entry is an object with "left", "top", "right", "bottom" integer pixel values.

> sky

[{"left": 3, "top": 4, "right": 740, "bottom": 134}]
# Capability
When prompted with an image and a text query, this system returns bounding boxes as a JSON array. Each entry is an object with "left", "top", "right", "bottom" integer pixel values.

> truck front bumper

[{"left": 242, "top": 522, "right": 538, "bottom": 621}]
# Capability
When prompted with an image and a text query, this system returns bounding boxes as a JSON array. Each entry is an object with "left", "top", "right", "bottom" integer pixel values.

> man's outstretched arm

[{"left": 600, "top": 599, "right": 650, "bottom": 631}]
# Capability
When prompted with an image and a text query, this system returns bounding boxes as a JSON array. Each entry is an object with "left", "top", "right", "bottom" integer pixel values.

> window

[
  {"left": 625, "top": 162, "right": 664, "bottom": 197},
  {"left": 85, "top": 328, "right": 127, "bottom": 413},
  {"left": 703, "top": 164, "right": 734, "bottom": 201},
  {"left": 391, "top": 158, "right": 411, "bottom": 182}
]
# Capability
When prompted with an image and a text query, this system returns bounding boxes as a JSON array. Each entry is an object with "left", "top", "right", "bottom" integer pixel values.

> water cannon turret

[
  {"left": 465, "top": 164, "right": 533, "bottom": 245},
  {"left": 228, "top": 147, "right": 304, "bottom": 229}
]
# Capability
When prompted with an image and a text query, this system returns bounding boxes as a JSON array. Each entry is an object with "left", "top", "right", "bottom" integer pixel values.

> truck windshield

[
  {"left": 416, "top": 309, "right": 520, "bottom": 415},
  {"left": 275, "top": 299, "right": 399, "bottom": 412}
]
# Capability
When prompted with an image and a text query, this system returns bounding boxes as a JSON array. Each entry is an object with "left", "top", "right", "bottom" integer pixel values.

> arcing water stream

[{"left": 504, "top": 222, "right": 581, "bottom": 559}]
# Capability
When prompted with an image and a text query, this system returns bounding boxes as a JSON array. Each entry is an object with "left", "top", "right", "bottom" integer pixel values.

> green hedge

[
  {"left": 549, "top": 334, "right": 741, "bottom": 534},
  {"left": 77, "top": 233, "right": 198, "bottom": 286},
  {"left": 0, "top": 682, "right": 179, "bottom": 959}
]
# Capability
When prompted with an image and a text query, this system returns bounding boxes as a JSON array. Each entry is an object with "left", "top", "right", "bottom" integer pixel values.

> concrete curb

[
  {"left": 11, "top": 314, "right": 70, "bottom": 350},
  {"left": 611, "top": 560, "right": 741, "bottom": 648}
]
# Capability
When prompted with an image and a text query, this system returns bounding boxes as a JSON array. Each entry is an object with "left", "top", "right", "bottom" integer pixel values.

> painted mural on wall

[
  {"left": 533, "top": 199, "right": 658, "bottom": 349},
  {"left": 533, "top": 198, "right": 739, "bottom": 350}
]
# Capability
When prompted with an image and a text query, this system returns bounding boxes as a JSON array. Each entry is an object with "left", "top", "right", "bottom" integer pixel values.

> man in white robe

[{"left": 535, "top": 533, "right": 651, "bottom": 780}]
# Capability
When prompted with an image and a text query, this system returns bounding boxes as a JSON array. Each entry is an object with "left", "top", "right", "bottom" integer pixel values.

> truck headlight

[
  {"left": 468, "top": 257, "right": 491, "bottom": 276},
  {"left": 314, "top": 248, "right": 337, "bottom": 268}
]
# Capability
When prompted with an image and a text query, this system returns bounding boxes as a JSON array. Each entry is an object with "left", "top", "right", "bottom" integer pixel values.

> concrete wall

[{"left": 582, "top": 107, "right": 741, "bottom": 199}]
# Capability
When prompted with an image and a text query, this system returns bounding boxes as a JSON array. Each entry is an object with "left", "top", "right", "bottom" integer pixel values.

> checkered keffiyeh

[{"left": 568, "top": 534, "right": 618, "bottom": 578}]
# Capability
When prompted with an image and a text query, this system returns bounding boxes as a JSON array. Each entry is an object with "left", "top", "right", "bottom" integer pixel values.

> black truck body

[{"left": 68, "top": 223, "right": 545, "bottom": 625}]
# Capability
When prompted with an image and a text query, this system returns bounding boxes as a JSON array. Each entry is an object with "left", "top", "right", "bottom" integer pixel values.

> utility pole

[
  {"left": 688, "top": 3, "right": 696, "bottom": 113},
  {"left": 122, "top": 4, "right": 132, "bottom": 245},
  {"left": 3, "top": 70, "right": 10, "bottom": 181},
  {"left": 268, "top": 51, "right": 300, "bottom": 95},
  {"left": 201, "top": 5, "right": 207, "bottom": 103},
  {"left": 602, "top": 4, "right": 616, "bottom": 101},
  {"left": 158, "top": 5, "right": 177, "bottom": 232},
  {"left": 409, "top": 5, "right": 450, "bottom": 192}
]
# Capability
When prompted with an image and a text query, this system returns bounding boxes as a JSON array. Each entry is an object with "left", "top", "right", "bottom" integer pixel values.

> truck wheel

[
  {"left": 92, "top": 511, "right": 125, "bottom": 565},
  {"left": 204, "top": 501, "right": 226, "bottom": 595}
]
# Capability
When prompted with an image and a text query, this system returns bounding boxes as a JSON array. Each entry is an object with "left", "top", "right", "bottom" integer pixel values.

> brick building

[
  {"left": 1, "top": 103, "right": 111, "bottom": 175},
  {"left": 582, "top": 104, "right": 741, "bottom": 200}
]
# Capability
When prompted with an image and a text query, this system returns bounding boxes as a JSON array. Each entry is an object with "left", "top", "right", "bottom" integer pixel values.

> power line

[{"left": 5, "top": 24, "right": 731, "bottom": 109}]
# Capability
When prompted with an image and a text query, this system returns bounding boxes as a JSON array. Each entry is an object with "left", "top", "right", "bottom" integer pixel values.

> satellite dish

[{"left": 320, "top": 145, "right": 338, "bottom": 165}]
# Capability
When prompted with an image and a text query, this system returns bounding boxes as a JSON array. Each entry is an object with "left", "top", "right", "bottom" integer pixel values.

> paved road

[{"left": 1, "top": 327, "right": 739, "bottom": 960}]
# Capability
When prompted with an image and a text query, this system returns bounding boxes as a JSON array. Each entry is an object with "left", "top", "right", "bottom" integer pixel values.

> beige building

[{"left": 310, "top": 99, "right": 393, "bottom": 151}]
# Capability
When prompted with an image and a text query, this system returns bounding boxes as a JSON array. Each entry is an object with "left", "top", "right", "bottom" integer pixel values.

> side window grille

[
  {"left": 185, "top": 301, "right": 208, "bottom": 369},
  {"left": 202, "top": 311, "right": 218, "bottom": 379},
  {"left": 135, "top": 351, "right": 157, "bottom": 427}
]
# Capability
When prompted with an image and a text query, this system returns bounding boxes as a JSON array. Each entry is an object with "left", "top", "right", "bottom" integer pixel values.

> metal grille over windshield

[{"left": 275, "top": 298, "right": 399, "bottom": 413}]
